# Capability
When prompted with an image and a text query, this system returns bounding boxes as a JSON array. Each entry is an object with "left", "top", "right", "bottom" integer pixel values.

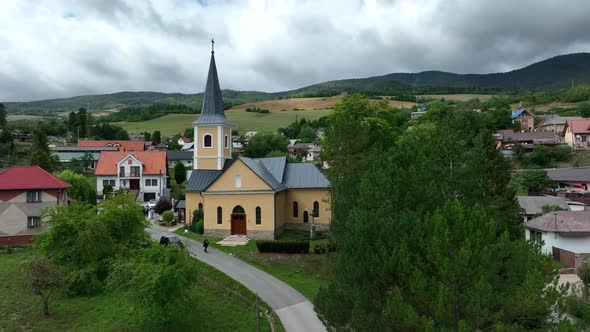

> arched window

[
  {"left": 293, "top": 201, "right": 298, "bottom": 218},
  {"left": 217, "top": 206, "right": 222, "bottom": 224},
  {"left": 198, "top": 202, "right": 203, "bottom": 210},
  {"left": 232, "top": 205, "right": 245, "bottom": 214},
  {"left": 256, "top": 206, "right": 261, "bottom": 225},
  {"left": 204, "top": 134, "right": 212, "bottom": 148},
  {"left": 313, "top": 201, "right": 319, "bottom": 217}
]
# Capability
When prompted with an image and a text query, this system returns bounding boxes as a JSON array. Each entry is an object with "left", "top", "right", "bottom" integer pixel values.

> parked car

[
  {"left": 159, "top": 235, "right": 184, "bottom": 248},
  {"left": 147, "top": 199, "right": 157, "bottom": 209}
]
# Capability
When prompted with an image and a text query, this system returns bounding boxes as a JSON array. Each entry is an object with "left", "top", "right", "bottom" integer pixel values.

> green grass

[
  {"left": 0, "top": 249, "right": 282, "bottom": 331},
  {"left": 115, "top": 109, "right": 332, "bottom": 136},
  {"left": 175, "top": 229, "right": 333, "bottom": 301}
]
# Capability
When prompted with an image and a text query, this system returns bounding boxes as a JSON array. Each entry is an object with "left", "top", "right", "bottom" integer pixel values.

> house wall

[
  {"left": 564, "top": 126, "right": 590, "bottom": 150},
  {"left": 0, "top": 190, "right": 66, "bottom": 237},
  {"left": 527, "top": 228, "right": 590, "bottom": 255},
  {"left": 202, "top": 193, "right": 276, "bottom": 240},
  {"left": 207, "top": 161, "right": 272, "bottom": 192},
  {"left": 185, "top": 191, "right": 205, "bottom": 225}
]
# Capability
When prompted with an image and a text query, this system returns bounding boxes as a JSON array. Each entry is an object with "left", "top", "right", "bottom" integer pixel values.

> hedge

[{"left": 255, "top": 240, "right": 310, "bottom": 254}]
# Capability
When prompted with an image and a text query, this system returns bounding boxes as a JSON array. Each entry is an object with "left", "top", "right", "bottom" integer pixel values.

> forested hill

[{"left": 4, "top": 52, "right": 590, "bottom": 114}]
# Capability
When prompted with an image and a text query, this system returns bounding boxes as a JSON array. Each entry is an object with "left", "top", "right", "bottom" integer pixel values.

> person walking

[{"left": 203, "top": 239, "right": 209, "bottom": 253}]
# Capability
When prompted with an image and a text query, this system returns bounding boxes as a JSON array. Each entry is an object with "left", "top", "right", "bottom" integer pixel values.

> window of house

[
  {"left": 145, "top": 179, "right": 158, "bottom": 186},
  {"left": 224, "top": 135, "right": 229, "bottom": 148},
  {"left": 217, "top": 206, "right": 222, "bottom": 224},
  {"left": 235, "top": 175, "right": 241, "bottom": 188},
  {"left": 293, "top": 201, "right": 298, "bottom": 218},
  {"left": 119, "top": 166, "right": 125, "bottom": 177},
  {"left": 530, "top": 230, "right": 542, "bottom": 244},
  {"left": 102, "top": 179, "right": 115, "bottom": 188},
  {"left": 581, "top": 135, "right": 588, "bottom": 142},
  {"left": 204, "top": 134, "right": 212, "bottom": 148},
  {"left": 256, "top": 207, "right": 261, "bottom": 225},
  {"left": 130, "top": 166, "right": 140, "bottom": 177},
  {"left": 313, "top": 201, "right": 319, "bottom": 217},
  {"left": 27, "top": 216, "right": 41, "bottom": 228},
  {"left": 26, "top": 191, "right": 41, "bottom": 203}
]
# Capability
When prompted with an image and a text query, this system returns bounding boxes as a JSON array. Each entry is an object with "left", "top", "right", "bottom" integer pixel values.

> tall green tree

[
  {"left": 54, "top": 170, "right": 97, "bottom": 205},
  {"left": 174, "top": 162, "right": 187, "bottom": 184},
  {"left": 31, "top": 130, "right": 59, "bottom": 172},
  {"left": 77, "top": 108, "right": 88, "bottom": 138},
  {"left": 316, "top": 101, "right": 563, "bottom": 329},
  {"left": 243, "top": 133, "right": 289, "bottom": 158},
  {"left": 0, "top": 103, "right": 6, "bottom": 127},
  {"left": 152, "top": 130, "right": 161, "bottom": 145}
]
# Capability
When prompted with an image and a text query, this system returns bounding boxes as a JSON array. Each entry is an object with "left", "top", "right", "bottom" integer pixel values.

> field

[
  {"left": 6, "top": 114, "right": 47, "bottom": 122},
  {"left": 227, "top": 95, "right": 415, "bottom": 113},
  {"left": 420, "top": 94, "right": 499, "bottom": 102},
  {"left": 0, "top": 249, "right": 281, "bottom": 331},
  {"left": 115, "top": 109, "right": 333, "bottom": 135}
]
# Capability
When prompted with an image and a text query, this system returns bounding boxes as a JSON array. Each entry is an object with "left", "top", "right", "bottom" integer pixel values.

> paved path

[{"left": 147, "top": 226, "right": 327, "bottom": 332}]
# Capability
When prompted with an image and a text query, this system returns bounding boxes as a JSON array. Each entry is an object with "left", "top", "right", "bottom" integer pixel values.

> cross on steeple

[{"left": 211, "top": 38, "right": 215, "bottom": 54}]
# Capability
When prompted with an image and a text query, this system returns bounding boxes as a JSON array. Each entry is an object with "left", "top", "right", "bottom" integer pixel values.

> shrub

[
  {"left": 256, "top": 240, "right": 310, "bottom": 254},
  {"left": 154, "top": 197, "right": 172, "bottom": 214},
  {"left": 314, "top": 244, "right": 327, "bottom": 254},
  {"left": 161, "top": 211, "right": 174, "bottom": 223},
  {"left": 190, "top": 220, "right": 204, "bottom": 234},
  {"left": 327, "top": 241, "right": 337, "bottom": 253}
]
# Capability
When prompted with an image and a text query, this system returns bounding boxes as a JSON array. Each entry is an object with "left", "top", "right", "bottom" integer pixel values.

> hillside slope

[{"left": 4, "top": 53, "right": 590, "bottom": 114}]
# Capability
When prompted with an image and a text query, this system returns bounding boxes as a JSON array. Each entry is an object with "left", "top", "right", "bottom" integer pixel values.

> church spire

[{"left": 193, "top": 42, "right": 231, "bottom": 126}]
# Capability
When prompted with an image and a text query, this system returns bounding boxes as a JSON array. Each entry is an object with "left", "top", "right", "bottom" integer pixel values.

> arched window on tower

[
  {"left": 293, "top": 201, "right": 298, "bottom": 218},
  {"left": 204, "top": 134, "right": 212, "bottom": 148}
]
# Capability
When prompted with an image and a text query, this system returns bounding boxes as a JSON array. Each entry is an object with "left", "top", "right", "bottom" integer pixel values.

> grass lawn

[
  {"left": 175, "top": 229, "right": 334, "bottom": 301},
  {"left": 556, "top": 150, "right": 590, "bottom": 168},
  {"left": 115, "top": 109, "right": 332, "bottom": 136},
  {"left": 0, "top": 249, "right": 282, "bottom": 332}
]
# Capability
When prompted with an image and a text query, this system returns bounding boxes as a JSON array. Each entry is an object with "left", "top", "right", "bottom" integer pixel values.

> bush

[
  {"left": 256, "top": 240, "right": 310, "bottom": 253},
  {"left": 161, "top": 211, "right": 174, "bottom": 223},
  {"left": 327, "top": 241, "right": 337, "bottom": 252},
  {"left": 190, "top": 219, "right": 204, "bottom": 234},
  {"left": 314, "top": 244, "right": 327, "bottom": 254},
  {"left": 154, "top": 197, "right": 172, "bottom": 214}
]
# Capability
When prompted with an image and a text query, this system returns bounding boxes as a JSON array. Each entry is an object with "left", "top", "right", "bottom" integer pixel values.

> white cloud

[{"left": 0, "top": 0, "right": 589, "bottom": 101}]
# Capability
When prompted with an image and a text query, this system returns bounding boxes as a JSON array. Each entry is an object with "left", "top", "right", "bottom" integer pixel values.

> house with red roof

[
  {"left": 77, "top": 139, "right": 146, "bottom": 152},
  {"left": 0, "top": 166, "right": 70, "bottom": 246},
  {"left": 563, "top": 118, "right": 590, "bottom": 150},
  {"left": 95, "top": 151, "right": 167, "bottom": 202},
  {"left": 177, "top": 137, "right": 191, "bottom": 146}
]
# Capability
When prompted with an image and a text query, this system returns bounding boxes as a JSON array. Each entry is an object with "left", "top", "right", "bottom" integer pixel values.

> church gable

[{"left": 206, "top": 159, "right": 272, "bottom": 192}]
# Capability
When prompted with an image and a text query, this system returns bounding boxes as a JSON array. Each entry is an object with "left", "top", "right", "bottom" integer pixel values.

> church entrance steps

[{"left": 218, "top": 235, "right": 250, "bottom": 246}]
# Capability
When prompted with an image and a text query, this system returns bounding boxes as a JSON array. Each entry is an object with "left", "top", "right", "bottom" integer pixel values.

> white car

[{"left": 147, "top": 199, "right": 157, "bottom": 209}]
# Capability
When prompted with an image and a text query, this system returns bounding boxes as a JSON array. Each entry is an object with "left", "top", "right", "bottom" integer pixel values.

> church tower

[{"left": 192, "top": 40, "right": 233, "bottom": 170}]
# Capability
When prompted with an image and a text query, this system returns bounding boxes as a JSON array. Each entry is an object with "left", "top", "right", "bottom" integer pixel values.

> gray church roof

[
  {"left": 185, "top": 156, "right": 331, "bottom": 192},
  {"left": 192, "top": 52, "right": 232, "bottom": 127}
]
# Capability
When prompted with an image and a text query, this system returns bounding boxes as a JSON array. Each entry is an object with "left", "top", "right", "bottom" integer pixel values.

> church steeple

[{"left": 193, "top": 41, "right": 231, "bottom": 126}]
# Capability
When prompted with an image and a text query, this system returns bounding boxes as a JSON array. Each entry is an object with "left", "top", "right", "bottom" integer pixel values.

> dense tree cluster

[
  {"left": 316, "top": 94, "right": 565, "bottom": 330},
  {"left": 278, "top": 116, "right": 329, "bottom": 142},
  {"left": 243, "top": 133, "right": 289, "bottom": 158},
  {"left": 54, "top": 170, "right": 97, "bottom": 205}
]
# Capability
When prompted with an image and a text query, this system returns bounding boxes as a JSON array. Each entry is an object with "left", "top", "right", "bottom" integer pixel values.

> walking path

[{"left": 147, "top": 225, "right": 327, "bottom": 332}]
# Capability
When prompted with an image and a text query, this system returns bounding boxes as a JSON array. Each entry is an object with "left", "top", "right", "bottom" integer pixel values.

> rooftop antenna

[{"left": 211, "top": 38, "right": 215, "bottom": 54}]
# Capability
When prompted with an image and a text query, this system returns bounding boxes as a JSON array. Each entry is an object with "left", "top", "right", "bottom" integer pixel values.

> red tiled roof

[
  {"left": 179, "top": 137, "right": 191, "bottom": 143},
  {"left": 0, "top": 166, "right": 70, "bottom": 190},
  {"left": 565, "top": 119, "right": 590, "bottom": 134},
  {"left": 95, "top": 151, "right": 167, "bottom": 176},
  {"left": 77, "top": 140, "right": 145, "bottom": 151}
]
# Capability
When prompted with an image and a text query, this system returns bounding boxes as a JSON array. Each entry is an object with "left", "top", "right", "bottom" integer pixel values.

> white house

[
  {"left": 177, "top": 137, "right": 191, "bottom": 146},
  {"left": 95, "top": 151, "right": 167, "bottom": 202},
  {"left": 525, "top": 211, "right": 590, "bottom": 267}
]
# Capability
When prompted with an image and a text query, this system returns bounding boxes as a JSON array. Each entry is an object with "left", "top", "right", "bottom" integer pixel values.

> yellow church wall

[
  {"left": 196, "top": 126, "right": 219, "bottom": 157},
  {"left": 202, "top": 193, "right": 276, "bottom": 239},
  {"left": 275, "top": 191, "right": 288, "bottom": 230},
  {"left": 207, "top": 160, "right": 272, "bottom": 192},
  {"left": 223, "top": 127, "right": 232, "bottom": 158},
  {"left": 196, "top": 158, "right": 218, "bottom": 170},
  {"left": 185, "top": 191, "right": 204, "bottom": 226},
  {"left": 284, "top": 189, "right": 332, "bottom": 225}
]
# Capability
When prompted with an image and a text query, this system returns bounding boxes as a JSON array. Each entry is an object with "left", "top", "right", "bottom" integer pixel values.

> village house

[
  {"left": 536, "top": 115, "right": 582, "bottom": 133},
  {"left": 185, "top": 49, "right": 332, "bottom": 240},
  {"left": 0, "top": 166, "right": 70, "bottom": 246},
  {"left": 51, "top": 146, "right": 118, "bottom": 169},
  {"left": 77, "top": 139, "right": 146, "bottom": 151},
  {"left": 95, "top": 151, "right": 167, "bottom": 202},
  {"left": 563, "top": 118, "right": 590, "bottom": 150},
  {"left": 512, "top": 108, "right": 535, "bottom": 132},
  {"left": 177, "top": 137, "right": 191, "bottom": 146},
  {"left": 516, "top": 195, "right": 585, "bottom": 222},
  {"left": 495, "top": 130, "right": 558, "bottom": 153},
  {"left": 525, "top": 211, "right": 590, "bottom": 268},
  {"left": 166, "top": 150, "right": 193, "bottom": 168},
  {"left": 181, "top": 142, "right": 194, "bottom": 151},
  {"left": 546, "top": 167, "right": 590, "bottom": 192}
]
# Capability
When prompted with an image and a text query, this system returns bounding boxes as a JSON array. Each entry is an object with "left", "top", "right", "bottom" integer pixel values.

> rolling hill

[{"left": 4, "top": 53, "right": 590, "bottom": 114}]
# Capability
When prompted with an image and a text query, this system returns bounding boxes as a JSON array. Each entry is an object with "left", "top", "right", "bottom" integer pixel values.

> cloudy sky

[{"left": 1, "top": 0, "right": 589, "bottom": 101}]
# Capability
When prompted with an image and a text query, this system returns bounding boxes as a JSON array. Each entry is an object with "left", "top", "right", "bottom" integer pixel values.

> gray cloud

[{"left": 0, "top": 0, "right": 589, "bottom": 101}]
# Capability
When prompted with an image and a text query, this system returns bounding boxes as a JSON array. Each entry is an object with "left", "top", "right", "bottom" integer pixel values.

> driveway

[{"left": 147, "top": 226, "right": 327, "bottom": 332}]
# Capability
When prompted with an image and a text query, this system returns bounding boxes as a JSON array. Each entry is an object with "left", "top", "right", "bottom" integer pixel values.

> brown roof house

[
  {"left": 546, "top": 167, "right": 590, "bottom": 192},
  {"left": 0, "top": 166, "right": 70, "bottom": 246},
  {"left": 495, "top": 130, "right": 557, "bottom": 154},
  {"left": 525, "top": 211, "right": 590, "bottom": 268},
  {"left": 563, "top": 118, "right": 590, "bottom": 150}
]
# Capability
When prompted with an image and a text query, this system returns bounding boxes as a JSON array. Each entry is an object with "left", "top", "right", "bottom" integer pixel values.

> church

[{"left": 185, "top": 45, "right": 332, "bottom": 240}]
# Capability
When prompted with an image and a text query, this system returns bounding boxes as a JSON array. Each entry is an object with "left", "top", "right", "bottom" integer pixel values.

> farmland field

[
  {"left": 420, "top": 94, "right": 499, "bottom": 102},
  {"left": 6, "top": 114, "right": 47, "bottom": 121},
  {"left": 116, "top": 109, "right": 333, "bottom": 135}
]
